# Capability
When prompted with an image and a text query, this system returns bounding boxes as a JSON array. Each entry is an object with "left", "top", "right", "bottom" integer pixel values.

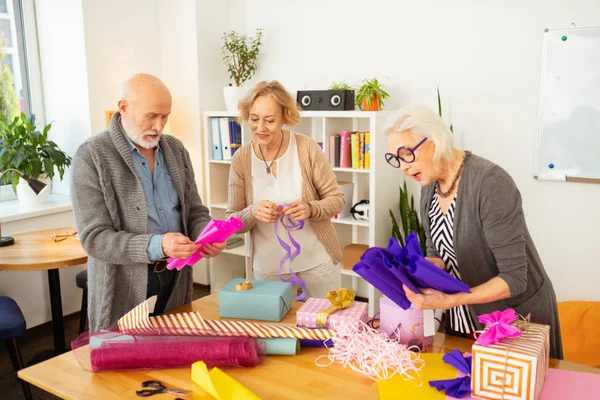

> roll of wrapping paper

[
  {"left": 257, "top": 338, "right": 300, "bottom": 355},
  {"left": 72, "top": 333, "right": 265, "bottom": 372}
]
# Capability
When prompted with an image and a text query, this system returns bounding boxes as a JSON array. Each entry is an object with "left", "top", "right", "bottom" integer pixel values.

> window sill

[{"left": 0, "top": 194, "right": 73, "bottom": 223}]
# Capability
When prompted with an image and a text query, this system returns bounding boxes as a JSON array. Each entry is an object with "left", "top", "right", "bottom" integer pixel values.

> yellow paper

[
  {"left": 191, "top": 361, "right": 260, "bottom": 400},
  {"left": 377, "top": 353, "right": 458, "bottom": 400}
]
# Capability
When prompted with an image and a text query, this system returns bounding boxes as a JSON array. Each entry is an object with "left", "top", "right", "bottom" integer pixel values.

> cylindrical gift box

[{"left": 379, "top": 295, "right": 434, "bottom": 348}]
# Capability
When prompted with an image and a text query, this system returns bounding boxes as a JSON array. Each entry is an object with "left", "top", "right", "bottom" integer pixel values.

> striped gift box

[
  {"left": 471, "top": 322, "right": 550, "bottom": 400},
  {"left": 116, "top": 296, "right": 336, "bottom": 341}
]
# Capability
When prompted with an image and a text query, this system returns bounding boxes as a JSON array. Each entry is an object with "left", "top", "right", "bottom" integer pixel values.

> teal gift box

[{"left": 218, "top": 279, "right": 292, "bottom": 322}]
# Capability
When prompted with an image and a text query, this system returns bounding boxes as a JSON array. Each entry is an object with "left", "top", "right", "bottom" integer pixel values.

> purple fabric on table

[
  {"left": 352, "top": 233, "right": 471, "bottom": 310},
  {"left": 429, "top": 349, "right": 473, "bottom": 398}
]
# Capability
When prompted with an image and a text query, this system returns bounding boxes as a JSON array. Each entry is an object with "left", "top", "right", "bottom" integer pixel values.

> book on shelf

[
  {"left": 210, "top": 117, "right": 242, "bottom": 160},
  {"left": 327, "top": 131, "right": 370, "bottom": 169}
]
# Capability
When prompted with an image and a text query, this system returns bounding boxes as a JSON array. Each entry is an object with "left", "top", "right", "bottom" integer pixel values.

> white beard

[{"left": 129, "top": 128, "right": 162, "bottom": 149}]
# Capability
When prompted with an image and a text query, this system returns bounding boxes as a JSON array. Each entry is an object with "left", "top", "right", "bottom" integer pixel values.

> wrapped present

[
  {"left": 471, "top": 310, "right": 550, "bottom": 400},
  {"left": 379, "top": 295, "right": 434, "bottom": 348},
  {"left": 218, "top": 279, "right": 292, "bottom": 322},
  {"left": 296, "top": 289, "right": 368, "bottom": 329}
]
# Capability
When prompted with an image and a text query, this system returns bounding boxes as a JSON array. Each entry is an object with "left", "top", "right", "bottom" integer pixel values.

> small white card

[{"left": 423, "top": 309, "right": 436, "bottom": 337}]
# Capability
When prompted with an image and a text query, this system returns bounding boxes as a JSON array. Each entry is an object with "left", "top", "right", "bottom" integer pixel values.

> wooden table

[
  {"left": 18, "top": 293, "right": 600, "bottom": 400},
  {"left": 0, "top": 227, "right": 87, "bottom": 355}
]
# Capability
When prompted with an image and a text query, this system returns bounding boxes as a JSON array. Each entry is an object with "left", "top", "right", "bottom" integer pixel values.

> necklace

[
  {"left": 437, "top": 151, "right": 470, "bottom": 198},
  {"left": 258, "top": 131, "right": 285, "bottom": 174}
]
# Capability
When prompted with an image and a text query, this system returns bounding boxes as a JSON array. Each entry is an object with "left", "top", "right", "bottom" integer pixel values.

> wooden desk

[
  {"left": 0, "top": 227, "right": 87, "bottom": 355},
  {"left": 18, "top": 293, "right": 600, "bottom": 399}
]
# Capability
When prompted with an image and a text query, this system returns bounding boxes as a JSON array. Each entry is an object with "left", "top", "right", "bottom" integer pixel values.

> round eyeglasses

[{"left": 385, "top": 137, "right": 428, "bottom": 168}]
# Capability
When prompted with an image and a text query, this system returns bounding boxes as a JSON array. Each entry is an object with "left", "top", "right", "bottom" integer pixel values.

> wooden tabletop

[
  {"left": 0, "top": 227, "right": 87, "bottom": 270},
  {"left": 18, "top": 294, "right": 600, "bottom": 400}
]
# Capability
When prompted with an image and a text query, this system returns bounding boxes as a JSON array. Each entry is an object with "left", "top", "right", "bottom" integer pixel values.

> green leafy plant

[
  {"left": 355, "top": 78, "right": 390, "bottom": 110},
  {"left": 437, "top": 86, "right": 453, "bottom": 134},
  {"left": 221, "top": 28, "right": 264, "bottom": 87},
  {"left": 329, "top": 81, "right": 352, "bottom": 91},
  {"left": 0, "top": 113, "right": 72, "bottom": 193},
  {"left": 0, "top": 35, "right": 19, "bottom": 122},
  {"left": 389, "top": 181, "right": 427, "bottom": 254}
]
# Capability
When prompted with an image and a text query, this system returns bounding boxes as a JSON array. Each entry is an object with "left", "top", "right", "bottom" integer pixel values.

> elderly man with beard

[{"left": 72, "top": 73, "right": 225, "bottom": 330}]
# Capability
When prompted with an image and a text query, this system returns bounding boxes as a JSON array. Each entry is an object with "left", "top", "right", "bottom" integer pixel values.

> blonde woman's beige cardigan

[{"left": 226, "top": 131, "right": 344, "bottom": 264}]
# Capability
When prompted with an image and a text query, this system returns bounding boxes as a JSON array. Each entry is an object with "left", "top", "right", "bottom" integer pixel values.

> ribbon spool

[
  {"left": 275, "top": 206, "right": 309, "bottom": 301},
  {"left": 235, "top": 281, "right": 253, "bottom": 291}
]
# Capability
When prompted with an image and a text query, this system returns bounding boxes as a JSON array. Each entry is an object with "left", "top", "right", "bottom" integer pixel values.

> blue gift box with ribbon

[{"left": 218, "top": 279, "right": 292, "bottom": 322}]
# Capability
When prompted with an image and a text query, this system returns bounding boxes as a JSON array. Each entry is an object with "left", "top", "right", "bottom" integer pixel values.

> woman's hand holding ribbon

[
  {"left": 251, "top": 200, "right": 282, "bottom": 223},
  {"left": 281, "top": 199, "right": 311, "bottom": 221}
]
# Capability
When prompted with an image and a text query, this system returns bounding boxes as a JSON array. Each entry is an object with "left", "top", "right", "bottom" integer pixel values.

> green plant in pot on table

[{"left": 0, "top": 113, "right": 72, "bottom": 204}]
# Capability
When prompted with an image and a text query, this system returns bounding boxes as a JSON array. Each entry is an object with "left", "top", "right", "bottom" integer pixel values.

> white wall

[
  {"left": 36, "top": 0, "right": 92, "bottom": 196},
  {"left": 227, "top": 0, "right": 600, "bottom": 302},
  {"left": 82, "top": 0, "right": 162, "bottom": 135}
]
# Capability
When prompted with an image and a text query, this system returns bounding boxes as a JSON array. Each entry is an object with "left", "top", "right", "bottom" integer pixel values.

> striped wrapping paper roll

[
  {"left": 117, "top": 296, "right": 336, "bottom": 341},
  {"left": 471, "top": 322, "right": 550, "bottom": 400}
]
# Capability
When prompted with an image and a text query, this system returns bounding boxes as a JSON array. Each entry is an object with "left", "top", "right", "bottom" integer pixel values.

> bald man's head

[{"left": 117, "top": 73, "right": 172, "bottom": 150}]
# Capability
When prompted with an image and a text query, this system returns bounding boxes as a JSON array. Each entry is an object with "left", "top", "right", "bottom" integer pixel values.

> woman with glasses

[{"left": 384, "top": 105, "right": 563, "bottom": 359}]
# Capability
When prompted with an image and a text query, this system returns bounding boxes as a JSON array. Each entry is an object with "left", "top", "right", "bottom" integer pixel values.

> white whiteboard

[{"left": 535, "top": 27, "right": 600, "bottom": 183}]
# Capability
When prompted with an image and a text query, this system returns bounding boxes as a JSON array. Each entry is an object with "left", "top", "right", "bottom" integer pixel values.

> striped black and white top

[{"left": 429, "top": 186, "right": 478, "bottom": 334}]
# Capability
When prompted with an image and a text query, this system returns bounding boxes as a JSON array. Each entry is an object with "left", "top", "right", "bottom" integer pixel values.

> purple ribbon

[
  {"left": 274, "top": 206, "right": 308, "bottom": 301},
  {"left": 429, "top": 349, "right": 473, "bottom": 398}
]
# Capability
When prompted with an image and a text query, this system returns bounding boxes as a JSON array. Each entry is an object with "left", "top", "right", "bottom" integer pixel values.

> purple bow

[
  {"left": 475, "top": 309, "right": 521, "bottom": 346},
  {"left": 275, "top": 208, "right": 308, "bottom": 302},
  {"left": 429, "top": 349, "right": 472, "bottom": 398},
  {"left": 352, "top": 232, "right": 471, "bottom": 310}
]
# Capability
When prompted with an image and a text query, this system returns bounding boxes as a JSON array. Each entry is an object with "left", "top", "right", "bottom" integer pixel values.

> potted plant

[
  {"left": 355, "top": 78, "right": 390, "bottom": 111},
  {"left": 221, "top": 28, "right": 264, "bottom": 111},
  {"left": 0, "top": 113, "right": 72, "bottom": 208},
  {"left": 328, "top": 81, "right": 352, "bottom": 91},
  {"left": 389, "top": 181, "right": 427, "bottom": 255}
]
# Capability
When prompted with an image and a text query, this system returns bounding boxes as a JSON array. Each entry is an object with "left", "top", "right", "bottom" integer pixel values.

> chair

[
  {"left": 0, "top": 296, "right": 33, "bottom": 400},
  {"left": 557, "top": 301, "right": 600, "bottom": 368},
  {"left": 76, "top": 269, "right": 88, "bottom": 334}
]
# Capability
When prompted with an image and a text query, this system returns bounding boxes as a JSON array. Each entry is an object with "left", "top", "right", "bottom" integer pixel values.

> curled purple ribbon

[
  {"left": 429, "top": 349, "right": 473, "bottom": 398},
  {"left": 274, "top": 205, "right": 308, "bottom": 301}
]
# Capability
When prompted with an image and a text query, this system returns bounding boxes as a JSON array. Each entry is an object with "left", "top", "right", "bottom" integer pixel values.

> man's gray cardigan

[
  {"left": 71, "top": 112, "right": 211, "bottom": 331},
  {"left": 421, "top": 153, "right": 563, "bottom": 359}
]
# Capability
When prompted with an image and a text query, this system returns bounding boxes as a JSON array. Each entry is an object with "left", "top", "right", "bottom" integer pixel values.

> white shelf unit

[{"left": 202, "top": 110, "right": 399, "bottom": 316}]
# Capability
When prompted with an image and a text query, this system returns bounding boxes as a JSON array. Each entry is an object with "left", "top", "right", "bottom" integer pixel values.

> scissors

[{"left": 136, "top": 380, "right": 192, "bottom": 397}]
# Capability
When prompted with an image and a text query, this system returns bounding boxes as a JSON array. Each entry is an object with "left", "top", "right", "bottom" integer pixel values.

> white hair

[{"left": 385, "top": 105, "right": 454, "bottom": 162}]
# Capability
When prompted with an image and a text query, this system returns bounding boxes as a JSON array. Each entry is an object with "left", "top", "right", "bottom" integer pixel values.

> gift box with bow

[
  {"left": 296, "top": 289, "right": 368, "bottom": 329},
  {"left": 471, "top": 309, "right": 550, "bottom": 400}
]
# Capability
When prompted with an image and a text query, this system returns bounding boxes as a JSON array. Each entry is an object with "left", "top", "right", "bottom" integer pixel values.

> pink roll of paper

[
  {"left": 379, "top": 295, "right": 434, "bottom": 348},
  {"left": 167, "top": 216, "right": 244, "bottom": 270},
  {"left": 72, "top": 332, "right": 264, "bottom": 372}
]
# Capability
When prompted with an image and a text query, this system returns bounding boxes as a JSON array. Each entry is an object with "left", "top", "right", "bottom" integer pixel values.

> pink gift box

[{"left": 296, "top": 298, "right": 368, "bottom": 329}]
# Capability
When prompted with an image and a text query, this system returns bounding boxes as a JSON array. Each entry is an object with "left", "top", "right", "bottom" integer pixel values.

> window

[
  {"left": 1, "top": 0, "right": 41, "bottom": 198},
  {"left": 0, "top": 0, "right": 32, "bottom": 122}
]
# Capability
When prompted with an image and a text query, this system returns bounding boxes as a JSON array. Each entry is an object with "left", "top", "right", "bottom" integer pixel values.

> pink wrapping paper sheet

[
  {"left": 296, "top": 298, "right": 368, "bottom": 329},
  {"left": 448, "top": 368, "right": 600, "bottom": 400}
]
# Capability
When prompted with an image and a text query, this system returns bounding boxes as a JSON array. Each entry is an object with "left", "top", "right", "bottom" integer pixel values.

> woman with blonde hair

[
  {"left": 226, "top": 80, "right": 344, "bottom": 299},
  {"left": 385, "top": 105, "right": 563, "bottom": 359}
]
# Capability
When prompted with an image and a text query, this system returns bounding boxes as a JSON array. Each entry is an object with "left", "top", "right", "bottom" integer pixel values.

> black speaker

[{"left": 296, "top": 90, "right": 355, "bottom": 111}]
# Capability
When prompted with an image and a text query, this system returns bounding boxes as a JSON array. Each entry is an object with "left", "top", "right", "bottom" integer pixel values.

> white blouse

[{"left": 251, "top": 132, "right": 330, "bottom": 274}]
